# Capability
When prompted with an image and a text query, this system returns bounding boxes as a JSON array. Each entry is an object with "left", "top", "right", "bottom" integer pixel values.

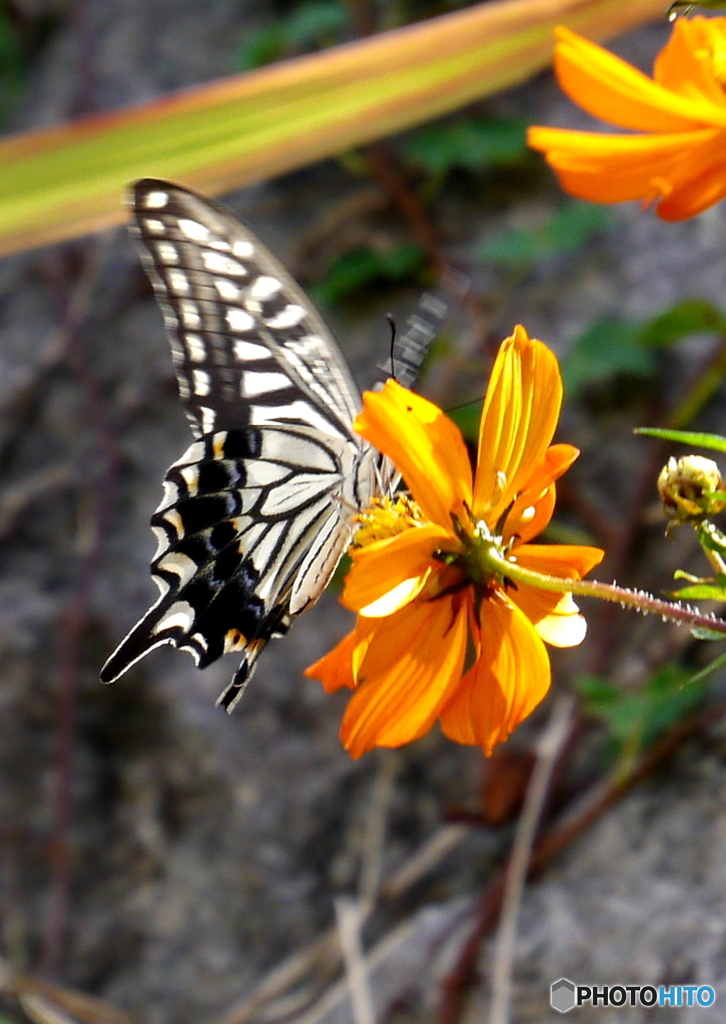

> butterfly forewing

[{"left": 131, "top": 180, "right": 362, "bottom": 439}]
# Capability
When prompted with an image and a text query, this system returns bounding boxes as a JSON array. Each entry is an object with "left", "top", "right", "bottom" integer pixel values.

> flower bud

[{"left": 658, "top": 455, "right": 726, "bottom": 522}]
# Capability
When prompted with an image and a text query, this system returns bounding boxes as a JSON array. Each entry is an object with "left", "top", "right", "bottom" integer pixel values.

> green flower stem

[{"left": 481, "top": 547, "right": 726, "bottom": 637}]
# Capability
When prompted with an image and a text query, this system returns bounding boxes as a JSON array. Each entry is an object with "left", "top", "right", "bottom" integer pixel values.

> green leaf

[
  {"left": 378, "top": 243, "right": 425, "bottom": 277},
  {"left": 403, "top": 116, "right": 528, "bottom": 175},
  {"left": 447, "top": 399, "right": 482, "bottom": 442},
  {"left": 238, "top": 25, "right": 287, "bottom": 70},
  {"left": 562, "top": 299, "right": 726, "bottom": 402},
  {"left": 634, "top": 427, "right": 726, "bottom": 453},
  {"left": 561, "top": 318, "right": 653, "bottom": 397},
  {"left": 639, "top": 299, "right": 726, "bottom": 348},
  {"left": 668, "top": 0, "right": 726, "bottom": 13},
  {"left": 575, "top": 664, "right": 708, "bottom": 752},
  {"left": 476, "top": 227, "right": 538, "bottom": 267},
  {"left": 684, "top": 650, "right": 726, "bottom": 685},
  {"left": 545, "top": 200, "right": 612, "bottom": 251},
  {"left": 0, "top": 2, "right": 25, "bottom": 126},
  {"left": 287, "top": 1, "right": 350, "bottom": 46},
  {"left": 669, "top": 583, "right": 726, "bottom": 600},
  {"left": 696, "top": 523, "right": 726, "bottom": 558},
  {"left": 311, "top": 243, "right": 425, "bottom": 304},
  {"left": 477, "top": 200, "right": 612, "bottom": 269},
  {"left": 330, "top": 550, "right": 351, "bottom": 588},
  {"left": 238, "top": 1, "right": 351, "bottom": 69},
  {"left": 691, "top": 626, "right": 726, "bottom": 641}
]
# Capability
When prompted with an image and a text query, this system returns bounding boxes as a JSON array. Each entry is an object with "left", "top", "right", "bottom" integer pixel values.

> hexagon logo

[{"left": 551, "top": 978, "right": 576, "bottom": 1013}]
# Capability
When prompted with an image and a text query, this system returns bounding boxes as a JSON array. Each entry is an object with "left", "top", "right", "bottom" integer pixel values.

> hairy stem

[{"left": 481, "top": 547, "right": 726, "bottom": 636}]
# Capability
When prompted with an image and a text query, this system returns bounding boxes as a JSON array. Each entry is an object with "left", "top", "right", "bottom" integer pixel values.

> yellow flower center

[{"left": 352, "top": 494, "right": 425, "bottom": 548}]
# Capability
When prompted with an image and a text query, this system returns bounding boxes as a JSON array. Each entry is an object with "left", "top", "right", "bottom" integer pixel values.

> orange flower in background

[
  {"left": 305, "top": 327, "right": 604, "bottom": 758},
  {"left": 527, "top": 19, "right": 726, "bottom": 221}
]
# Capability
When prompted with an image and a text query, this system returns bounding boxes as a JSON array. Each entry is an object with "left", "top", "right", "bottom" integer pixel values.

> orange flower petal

[
  {"left": 552, "top": 25, "right": 726, "bottom": 132},
  {"left": 304, "top": 614, "right": 380, "bottom": 692},
  {"left": 473, "top": 327, "right": 562, "bottom": 525},
  {"left": 528, "top": 125, "right": 722, "bottom": 206},
  {"left": 657, "top": 139, "right": 726, "bottom": 220},
  {"left": 305, "top": 628, "right": 357, "bottom": 692},
  {"left": 439, "top": 591, "right": 550, "bottom": 756},
  {"left": 342, "top": 523, "right": 453, "bottom": 614},
  {"left": 505, "top": 544, "right": 603, "bottom": 648},
  {"left": 530, "top": 23, "right": 726, "bottom": 220},
  {"left": 514, "top": 543, "right": 605, "bottom": 581},
  {"left": 503, "top": 443, "right": 579, "bottom": 544},
  {"left": 654, "top": 18, "right": 726, "bottom": 108},
  {"left": 508, "top": 585, "right": 586, "bottom": 648},
  {"left": 354, "top": 379, "right": 472, "bottom": 530},
  {"left": 510, "top": 483, "right": 556, "bottom": 547},
  {"left": 340, "top": 595, "right": 468, "bottom": 758}
]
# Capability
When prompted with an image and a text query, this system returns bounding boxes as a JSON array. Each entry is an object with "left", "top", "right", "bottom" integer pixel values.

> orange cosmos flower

[
  {"left": 305, "top": 326, "right": 604, "bottom": 758},
  {"left": 527, "top": 19, "right": 726, "bottom": 220}
]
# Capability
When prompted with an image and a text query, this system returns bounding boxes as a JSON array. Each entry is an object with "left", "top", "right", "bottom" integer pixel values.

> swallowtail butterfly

[{"left": 101, "top": 179, "right": 444, "bottom": 710}]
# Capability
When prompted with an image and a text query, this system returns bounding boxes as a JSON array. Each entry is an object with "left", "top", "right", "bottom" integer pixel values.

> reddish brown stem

[
  {"left": 365, "top": 143, "right": 446, "bottom": 277},
  {"left": 38, "top": 244, "right": 123, "bottom": 977}
]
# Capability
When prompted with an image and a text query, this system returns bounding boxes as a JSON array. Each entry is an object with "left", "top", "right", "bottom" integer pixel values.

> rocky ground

[{"left": 2, "top": 3, "right": 726, "bottom": 1024}]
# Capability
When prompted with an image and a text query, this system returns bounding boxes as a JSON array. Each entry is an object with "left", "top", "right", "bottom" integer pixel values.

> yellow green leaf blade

[{"left": 0, "top": 0, "right": 666, "bottom": 255}]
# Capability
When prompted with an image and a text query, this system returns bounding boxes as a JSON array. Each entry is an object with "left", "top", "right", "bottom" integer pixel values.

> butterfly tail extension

[
  {"left": 99, "top": 596, "right": 198, "bottom": 683},
  {"left": 216, "top": 608, "right": 293, "bottom": 712}
]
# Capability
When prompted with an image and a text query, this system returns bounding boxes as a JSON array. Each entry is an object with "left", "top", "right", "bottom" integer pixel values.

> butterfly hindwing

[{"left": 101, "top": 423, "right": 366, "bottom": 708}]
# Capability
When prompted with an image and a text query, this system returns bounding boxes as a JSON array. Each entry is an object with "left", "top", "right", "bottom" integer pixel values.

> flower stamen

[{"left": 352, "top": 494, "right": 424, "bottom": 548}]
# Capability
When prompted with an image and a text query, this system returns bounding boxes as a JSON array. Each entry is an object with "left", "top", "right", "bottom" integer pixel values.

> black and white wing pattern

[{"left": 101, "top": 179, "right": 433, "bottom": 710}]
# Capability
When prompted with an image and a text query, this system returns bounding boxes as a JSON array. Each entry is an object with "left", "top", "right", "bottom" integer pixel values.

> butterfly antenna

[
  {"left": 374, "top": 454, "right": 401, "bottom": 497},
  {"left": 329, "top": 491, "right": 359, "bottom": 520},
  {"left": 377, "top": 268, "right": 469, "bottom": 388},
  {"left": 386, "top": 314, "right": 397, "bottom": 380}
]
